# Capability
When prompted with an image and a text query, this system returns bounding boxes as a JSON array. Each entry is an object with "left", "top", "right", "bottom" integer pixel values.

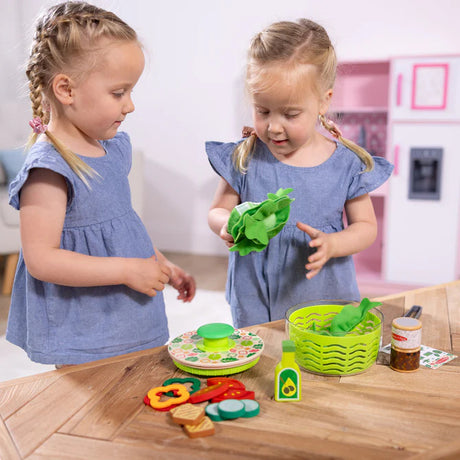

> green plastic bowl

[{"left": 285, "top": 300, "right": 383, "bottom": 376}]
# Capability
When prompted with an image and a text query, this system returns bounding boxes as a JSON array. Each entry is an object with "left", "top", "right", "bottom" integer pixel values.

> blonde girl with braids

[
  {"left": 7, "top": 1, "right": 195, "bottom": 366},
  {"left": 206, "top": 19, "right": 393, "bottom": 328}
]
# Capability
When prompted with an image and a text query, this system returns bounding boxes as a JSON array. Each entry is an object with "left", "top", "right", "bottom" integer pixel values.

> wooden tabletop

[{"left": 1, "top": 281, "right": 459, "bottom": 459}]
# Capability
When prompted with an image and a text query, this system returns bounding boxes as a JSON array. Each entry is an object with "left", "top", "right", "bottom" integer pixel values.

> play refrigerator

[{"left": 384, "top": 56, "right": 460, "bottom": 285}]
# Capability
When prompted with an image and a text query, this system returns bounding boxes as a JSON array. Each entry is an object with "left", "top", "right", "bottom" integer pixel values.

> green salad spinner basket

[{"left": 285, "top": 300, "right": 383, "bottom": 376}]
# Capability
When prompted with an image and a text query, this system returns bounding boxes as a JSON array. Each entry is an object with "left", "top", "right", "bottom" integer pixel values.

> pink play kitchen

[{"left": 331, "top": 55, "right": 460, "bottom": 287}]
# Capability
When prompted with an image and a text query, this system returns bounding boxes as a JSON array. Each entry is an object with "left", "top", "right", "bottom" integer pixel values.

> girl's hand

[
  {"left": 167, "top": 262, "right": 196, "bottom": 302},
  {"left": 220, "top": 222, "right": 234, "bottom": 248},
  {"left": 296, "top": 222, "right": 336, "bottom": 280},
  {"left": 125, "top": 257, "right": 171, "bottom": 297}
]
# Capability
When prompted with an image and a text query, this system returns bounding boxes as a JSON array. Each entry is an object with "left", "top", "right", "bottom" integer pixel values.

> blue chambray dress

[
  {"left": 206, "top": 138, "right": 393, "bottom": 328},
  {"left": 6, "top": 132, "right": 169, "bottom": 364}
]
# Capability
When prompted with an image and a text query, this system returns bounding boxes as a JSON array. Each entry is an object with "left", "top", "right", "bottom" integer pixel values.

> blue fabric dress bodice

[
  {"left": 6, "top": 132, "right": 169, "bottom": 364},
  {"left": 206, "top": 138, "right": 393, "bottom": 327}
]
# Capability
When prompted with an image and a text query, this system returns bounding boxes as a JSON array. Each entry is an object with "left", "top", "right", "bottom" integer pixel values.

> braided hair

[{"left": 26, "top": 1, "right": 138, "bottom": 185}]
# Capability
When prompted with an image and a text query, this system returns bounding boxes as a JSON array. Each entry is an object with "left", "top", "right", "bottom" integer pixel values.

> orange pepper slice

[{"left": 146, "top": 383, "right": 190, "bottom": 409}]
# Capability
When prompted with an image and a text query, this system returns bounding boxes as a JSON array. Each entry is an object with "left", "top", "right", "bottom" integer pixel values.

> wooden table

[{"left": 1, "top": 281, "right": 459, "bottom": 459}]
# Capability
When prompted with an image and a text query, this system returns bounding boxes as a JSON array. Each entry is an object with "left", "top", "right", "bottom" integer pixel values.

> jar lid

[{"left": 392, "top": 317, "right": 422, "bottom": 330}]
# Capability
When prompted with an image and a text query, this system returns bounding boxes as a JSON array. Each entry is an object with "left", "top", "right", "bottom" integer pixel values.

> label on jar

[{"left": 391, "top": 317, "right": 422, "bottom": 350}]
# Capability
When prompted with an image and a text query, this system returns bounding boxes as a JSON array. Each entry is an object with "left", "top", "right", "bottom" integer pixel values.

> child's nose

[
  {"left": 123, "top": 96, "right": 135, "bottom": 114},
  {"left": 268, "top": 119, "right": 283, "bottom": 134}
]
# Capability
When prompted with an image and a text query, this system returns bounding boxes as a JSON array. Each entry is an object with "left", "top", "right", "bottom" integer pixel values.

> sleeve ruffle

[
  {"left": 8, "top": 152, "right": 76, "bottom": 211},
  {"left": 205, "top": 140, "right": 243, "bottom": 194},
  {"left": 347, "top": 156, "right": 394, "bottom": 200}
]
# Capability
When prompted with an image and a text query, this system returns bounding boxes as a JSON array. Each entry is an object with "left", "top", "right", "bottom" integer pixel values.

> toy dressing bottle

[{"left": 274, "top": 340, "right": 301, "bottom": 401}]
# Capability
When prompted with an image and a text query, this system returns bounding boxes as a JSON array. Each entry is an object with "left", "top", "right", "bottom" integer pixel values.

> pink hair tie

[
  {"left": 29, "top": 117, "right": 48, "bottom": 134},
  {"left": 328, "top": 119, "right": 343, "bottom": 139},
  {"left": 242, "top": 126, "right": 257, "bottom": 138},
  {"left": 320, "top": 115, "right": 342, "bottom": 139}
]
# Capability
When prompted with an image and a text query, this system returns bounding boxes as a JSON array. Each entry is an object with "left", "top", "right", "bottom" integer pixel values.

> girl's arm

[
  {"left": 154, "top": 248, "right": 196, "bottom": 302},
  {"left": 297, "top": 193, "right": 377, "bottom": 279},
  {"left": 20, "top": 168, "right": 170, "bottom": 297},
  {"left": 208, "top": 177, "right": 240, "bottom": 247}
]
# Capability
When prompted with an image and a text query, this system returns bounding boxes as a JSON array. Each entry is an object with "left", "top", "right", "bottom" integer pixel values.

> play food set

[
  {"left": 285, "top": 300, "right": 383, "bottom": 375},
  {"left": 141, "top": 296, "right": 457, "bottom": 444},
  {"left": 168, "top": 322, "right": 264, "bottom": 376},
  {"left": 274, "top": 340, "right": 301, "bottom": 402},
  {"left": 227, "top": 187, "right": 294, "bottom": 255},
  {"left": 143, "top": 376, "right": 260, "bottom": 438}
]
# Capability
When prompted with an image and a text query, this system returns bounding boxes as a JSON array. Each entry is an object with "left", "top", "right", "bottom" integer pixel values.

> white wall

[{"left": 2, "top": 0, "right": 460, "bottom": 255}]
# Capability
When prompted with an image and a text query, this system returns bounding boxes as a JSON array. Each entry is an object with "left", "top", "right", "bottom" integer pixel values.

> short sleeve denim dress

[
  {"left": 6, "top": 132, "right": 169, "bottom": 364},
  {"left": 206, "top": 138, "right": 393, "bottom": 328}
]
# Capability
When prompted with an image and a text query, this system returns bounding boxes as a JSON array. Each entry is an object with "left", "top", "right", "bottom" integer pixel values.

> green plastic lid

[
  {"left": 282, "top": 340, "right": 296, "bottom": 352},
  {"left": 196, "top": 323, "right": 235, "bottom": 352},
  {"left": 197, "top": 323, "right": 234, "bottom": 339}
]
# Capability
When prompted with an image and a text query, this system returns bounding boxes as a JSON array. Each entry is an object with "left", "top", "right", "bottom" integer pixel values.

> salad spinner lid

[{"left": 168, "top": 323, "right": 264, "bottom": 372}]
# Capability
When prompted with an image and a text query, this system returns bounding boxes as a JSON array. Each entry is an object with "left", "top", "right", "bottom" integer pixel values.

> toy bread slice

[
  {"left": 183, "top": 416, "right": 215, "bottom": 438},
  {"left": 170, "top": 403, "right": 205, "bottom": 426}
]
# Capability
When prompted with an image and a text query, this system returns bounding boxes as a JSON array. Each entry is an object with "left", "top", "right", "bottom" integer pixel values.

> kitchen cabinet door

[
  {"left": 390, "top": 56, "right": 460, "bottom": 122},
  {"left": 384, "top": 124, "right": 460, "bottom": 285}
]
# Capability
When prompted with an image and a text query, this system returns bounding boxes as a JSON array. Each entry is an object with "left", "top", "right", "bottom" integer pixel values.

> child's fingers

[
  {"left": 159, "top": 271, "right": 170, "bottom": 284},
  {"left": 306, "top": 257, "right": 324, "bottom": 270},
  {"left": 186, "top": 280, "right": 196, "bottom": 301},
  {"left": 307, "top": 248, "right": 322, "bottom": 263},
  {"left": 296, "top": 221, "right": 320, "bottom": 239},
  {"left": 146, "top": 288, "right": 158, "bottom": 297},
  {"left": 306, "top": 268, "right": 320, "bottom": 280},
  {"left": 152, "top": 280, "right": 166, "bottom": 292}
]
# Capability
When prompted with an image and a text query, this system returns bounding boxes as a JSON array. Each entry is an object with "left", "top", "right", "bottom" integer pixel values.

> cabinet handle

[
  {"left": 393, "top": 145, "right": 400, "bottom": 176},
  {"left": 396, "top": 74, "right": 403, "bottom": 106}
]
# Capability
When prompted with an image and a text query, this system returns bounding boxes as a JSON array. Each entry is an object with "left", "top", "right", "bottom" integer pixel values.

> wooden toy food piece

[
  {"left": 183, "top": 416, "right": 215, "bottom": 438},
  {"left": 144, "top": 383, "right": 190, "bottom": 411},
  {"left": 217, "top": 399, "right": 246, "bottom": 420},
  {"left": 241, "top": 399, "right": 260, "bottom": 418},
  {"left": 170, "top": 403, "right": 205, "bottom": 426},
  {"left": 162, "top": 377, "right": 201, "bottom": 396},
  {"left": 205, "top": 403, "right": 224, "bottom": 422},
  {"left": 206, "top": 399, "right": 261, "bottom": 422},
  {"left": 188, "top": 382, "right": 229, "bottom": 404},
  {"left": 211, "top": 388, "right": 255, "bottom": 403},
  {"left": 206, "top": 377, "right": 246, "bottom": 390}
]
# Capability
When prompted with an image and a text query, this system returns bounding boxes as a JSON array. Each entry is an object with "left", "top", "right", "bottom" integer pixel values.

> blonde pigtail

[
  {"left": 232, "top": 132, "right": 258, "bottom": 173},
  {"left": 44, "top": 131, "right": 98, "bottom": 188},
  {"left": 319, "top": 115, "right": 374, "bottom": 172}
]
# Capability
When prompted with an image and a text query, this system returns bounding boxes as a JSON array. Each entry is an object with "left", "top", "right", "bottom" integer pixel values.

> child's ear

[
  {"left": 52, "top": 74, "right": 74, "bottom": 105},
  {"left": 319, "top": 89, "right": 333, "bottom": 115}
]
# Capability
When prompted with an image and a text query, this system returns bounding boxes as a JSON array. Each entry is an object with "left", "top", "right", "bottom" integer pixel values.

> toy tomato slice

[
  {"left": 206, "top": 377, "right": 246, "bottom": 390},
  {"left": 211, "top": 389, "right": 255, "bottom": 403},
  {"left": 188, "top": 382, "right": 230, "bottom": 404}
]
